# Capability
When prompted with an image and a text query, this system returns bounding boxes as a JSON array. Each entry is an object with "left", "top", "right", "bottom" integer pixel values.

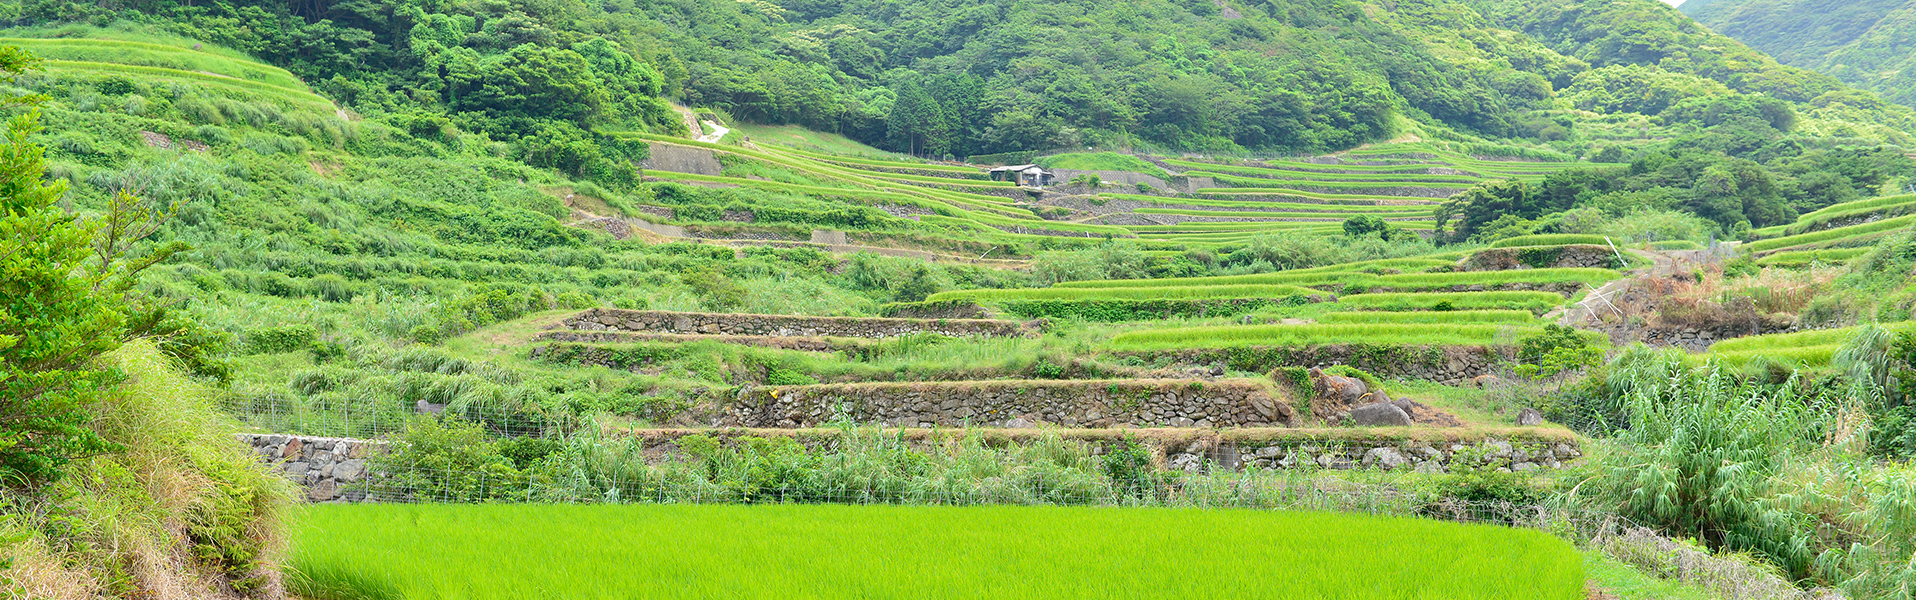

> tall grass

[{"left": 290, "top": 504, "right": 1584, "bottom": 600}]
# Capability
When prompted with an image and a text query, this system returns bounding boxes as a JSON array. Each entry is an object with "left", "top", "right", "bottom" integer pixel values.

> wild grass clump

[{"left": 2, "top": 341, "right": 296, "bottom": 598}]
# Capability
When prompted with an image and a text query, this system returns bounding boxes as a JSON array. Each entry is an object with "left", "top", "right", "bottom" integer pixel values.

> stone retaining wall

[
  {"left": 1118, "top": 345, "right": 1513, "bottom": 385},
  {"left": 725, "top": 379, "right": 1296, "bottom": 429},
  {"left": 1462, "top": 245, "right": 1622, "bottom": 271},
  {"left": 563, "top": 308, "right": 1032, "bottom": 339},
  {"left": 238, "top": 433, "right": 385, "bottom": 503},
  {"left": 240, "top": 428, "right": 1581, "bottom": 503},
  {"left": 623, "top": 428, "right": 1581, "bottom": 474}
]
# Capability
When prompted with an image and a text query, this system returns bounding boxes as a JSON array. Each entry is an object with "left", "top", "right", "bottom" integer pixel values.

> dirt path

[{"left": 696, "top": 120, "right": 730, "bottom": 144}]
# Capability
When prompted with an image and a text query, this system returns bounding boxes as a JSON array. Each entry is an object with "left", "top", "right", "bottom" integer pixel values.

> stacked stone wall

[
  {"left": 726, "top": 379, "right": 1294, "bottom": 429},
  {"left": 563, "top": 308, "right": 1032, "bottom": 338},
  {"left": 238, "top": 434, "right": 384, "bottom": 503},
  {"left": 1462, "top": 245, "right": 1621, "bottom": 271},
  {"left": 1117, "top": 345, "right": 1514, "bottom": 385},
  {"left": 241, "top": 429, "right": 1581, "bottom": 501},
  {"left": 624, "top": 429, "right": 1582, "bottom": 474}
]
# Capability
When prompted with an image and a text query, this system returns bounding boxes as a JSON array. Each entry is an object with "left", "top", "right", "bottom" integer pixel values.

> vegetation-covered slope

[{"left": 1684, "top": 0, "right": 1916, "bottom": 108}]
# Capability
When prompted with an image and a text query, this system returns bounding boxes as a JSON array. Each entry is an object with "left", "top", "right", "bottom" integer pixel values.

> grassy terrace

[
  {"left": 1756, "top": 248, "right": 1869, "bottom": 267},
  {"left": 1706, "top": 322, "right": 1916, "bottom": 367},
  {"left": 1109, "top": 322, "right": 1584, "bottom": 349},
  {"left": 1190, "top": 171, "right": 1475, "bottom": 192},
  {"left": 1336, "top": 291, "right": 1568, "bottom": 312},
  {"left": 928, "top": 284, "right": 1322, "bottom": 302},
  {"left": 1165, "top": 160, "right": 1484, "bottom": 184},
  {"left": 291, "top": 504, "right": 1584, "bottom": 600},
  {"left": 43, "top": 60, "right": 335, "bottom": 110},
  {"left": 1094, "top": 193, "right": 1427, "bottom": 210},
  {"left": 0, "top": 36, "right": 310, "bottom": 90},
  {"left": 1193, "top": 187, "right": 1445, "bottom": 202},
  {"left": 1745, "top": 214, "right": 1916, "bottom": 252},
  {"left": 1130, "top": 208, "right": 1430, "bottom": 221},
  {"left": 1318, "top": 309, "right": 1539, "bottom": 324},
  {"left": 1050, "top": 268, "right": 1617, "bottom": 290},
  {"left": 1489, "top": 234, "right": 1614, "bottom": 248}
]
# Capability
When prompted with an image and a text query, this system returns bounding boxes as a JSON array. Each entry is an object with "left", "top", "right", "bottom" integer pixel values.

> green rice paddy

[{"left": 290, "top": 503, "right": 1585, "bottom": 600}]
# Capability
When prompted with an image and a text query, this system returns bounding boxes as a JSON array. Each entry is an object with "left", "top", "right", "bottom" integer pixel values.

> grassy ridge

[
  {"left": 1756, "top": 248, "right": 1868, "bottom": 267},
  {"left": 290, "top": 504, "right": 1585, "bottom": 600},
  {"left": 1489, "top": 234, "right": 1612, "bottom": 248},
  {"left": 1049, "top": 268, "right": 1614, "bottom": 291},
  {"left": 1745, "top": 214, "right": 1916, "bottom": 252},
  {"left": 928, "top": 284, "right": 1320, "bottom": 302},
  {"left": 1109, "top": 322, "right": 1557, "bottom": 349},
  {"left": 1319, "top": 310, "right": 1538, "bottom": 324},
  {"left": 0, "top": 37, "right": 309, "bottom": 90},
  {"left": 1783, "top": 195, "right": 1916, "bottom": 236},
  {"left": 1336, "top": 291, "right": 1567, "bottom": 312},
  {"left": 1706, "top": 322, "right": 1916, "bottom": 355}
]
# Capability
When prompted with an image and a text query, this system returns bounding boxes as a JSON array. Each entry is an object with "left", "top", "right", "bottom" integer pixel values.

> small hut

[{"left": 987, "top": 164, "right": 1055, "bottom": 187}]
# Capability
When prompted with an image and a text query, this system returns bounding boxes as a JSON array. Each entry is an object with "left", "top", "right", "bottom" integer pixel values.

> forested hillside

[
  {"left": 1684, "top": 0, "right": 1916, "bottom": 107},
  {"left": 7, "top": 0, "right": 1912, "bottom": 160}
]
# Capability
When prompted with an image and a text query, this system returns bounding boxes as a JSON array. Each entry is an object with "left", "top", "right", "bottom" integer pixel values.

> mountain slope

[{"left": 1685, "top": 0, "right": 1916, "bottom": 107}]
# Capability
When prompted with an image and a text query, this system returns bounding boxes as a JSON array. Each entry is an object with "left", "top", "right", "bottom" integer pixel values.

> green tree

[
  {"left": 886, "top": 80, "right": 951, "bottom": 156},
  {"left": 0, "top": 47, "right": 180, "bottom": 486}
]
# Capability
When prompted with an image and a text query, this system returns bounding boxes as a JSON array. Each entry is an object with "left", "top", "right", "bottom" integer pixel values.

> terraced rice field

[
  {"left": 1705, "top": 322, "right": 1916, "bottom": 367},
  {"left": 290, "top": 504, "right": 1585, "bottom": 600},
  {"left": 610, "top": 128, "right": 1609, "bottom": 251},
  {"left": 5, "top": 36, "right": 335, "bottom": 111},
  {"left": 1109, "top": 322, "right": 1566, "bottom": 349}
]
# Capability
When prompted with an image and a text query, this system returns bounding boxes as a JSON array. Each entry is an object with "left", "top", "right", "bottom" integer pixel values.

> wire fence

[{"left": 318, "top": 464, "right": 1830, "bottom": 599}]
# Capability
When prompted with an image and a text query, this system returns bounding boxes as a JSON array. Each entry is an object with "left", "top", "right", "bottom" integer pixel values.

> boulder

[
  {"left": 1347, "top": 402, "right": 1413, "bottom": 427},
  {"left": 1516, "top": 408, "right": 1544, "bottom": 427},
  {"left": 1471, "top": 374, "right": 1501, "bottom": 388},
  {"left": 1309, "top": 367, "right": 1369, "bottom": 404}
]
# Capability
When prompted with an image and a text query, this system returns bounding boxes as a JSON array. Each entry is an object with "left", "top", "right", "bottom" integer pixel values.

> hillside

[
  {"left": 9, "top": 1, "right": 1916, "bottom": 599},
  {"left": 1684, "top": 0, "right": 1916, "bottom": 107}
]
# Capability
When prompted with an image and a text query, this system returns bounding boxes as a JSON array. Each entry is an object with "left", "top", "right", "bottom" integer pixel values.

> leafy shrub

[
  {"left": 244, "top": 324, "right": 318, "bottom": 355},
  {"left": 1517, "top": 324, "right": 1589, "bottom": 365},
  {"left": 368, "top": 416, "right": 523, "bottom": 503},
  {"left": 1101, "top": 438, "right": 1168, "bottom": 500},
  {"left": 766, "top": 369, "right": 819, "bottom": 386},
  {"left": 1030, "top": 358, "right": 1067, "bottom": 380}
]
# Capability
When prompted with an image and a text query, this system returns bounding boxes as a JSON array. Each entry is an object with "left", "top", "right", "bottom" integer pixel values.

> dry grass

[{"left": 1, "top": 341, "right": 297, "bottom": 600}]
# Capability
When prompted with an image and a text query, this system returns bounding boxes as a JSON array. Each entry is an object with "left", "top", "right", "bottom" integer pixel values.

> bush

[
  {"left": 1517, "top": 324, "right": 1589, "bottom": 364},
  {"left": 368, "top": 416, "right": 523, "bottom": 503},
  {"left": 244, "top": 324, "right": 319, "bottom": 355},
  {"left": 766, "top": 369, "right": 819, "bottom": 386}
]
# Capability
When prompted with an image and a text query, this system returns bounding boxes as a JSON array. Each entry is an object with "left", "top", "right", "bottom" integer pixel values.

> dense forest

[
  {"left": 1683, "top": 0, "right": 1916, "bottom": 108},
  {"left": 8, "top": 0, "right": 1911, "bottom": 162}
]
